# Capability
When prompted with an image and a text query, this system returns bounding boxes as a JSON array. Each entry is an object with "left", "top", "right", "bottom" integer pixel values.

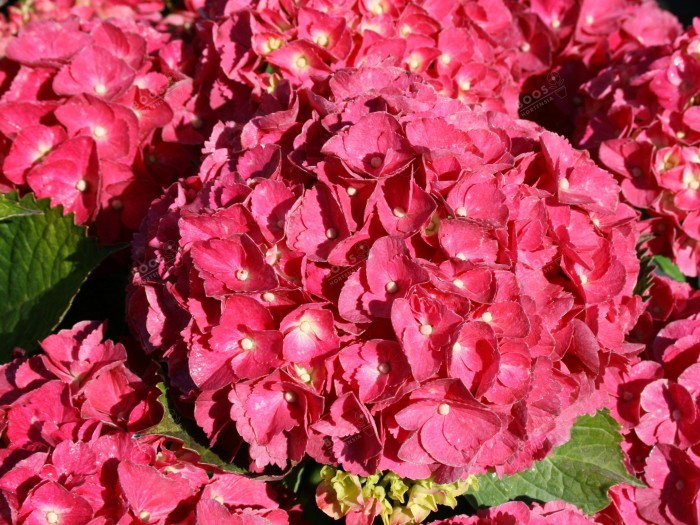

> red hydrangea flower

[
  {"left": 572, "top": 21, "right": 700, "bottom": 276},
  {"left": 129, "top": 65, "right": 642, "bottom": 482},
  {"left": 0, "top": 15, "right": 201, "bottom": 242},
  {"left": 0, "top": 322, "right": 302, "bottom": 525}
]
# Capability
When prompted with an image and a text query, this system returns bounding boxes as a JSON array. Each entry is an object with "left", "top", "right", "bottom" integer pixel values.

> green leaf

[
  {"left": 653, "top": 255, "right": 686, "bottom": 283},
  {"left": 468, "top": 410, "right": 643, "bottom": 515},
  {"left": 142, "top": 383, "right": 247, "bottom": 474},
  {"left": 0, "top": 194, "right": 42, "bottom": 221},
  {"left": 0, "top": 193, "right": 118, "bottom": 360}
]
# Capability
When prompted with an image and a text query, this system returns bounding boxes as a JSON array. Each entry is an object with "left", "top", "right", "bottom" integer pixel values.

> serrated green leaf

[
  {"left": 0, "top": 193, "right": 118, "bottom": 360},
  {"left": 143, "top": 383, "right": 246, "bottom": 474},
  {"left": 653, "top": 255, "right": 686, "bottom": 283},
  {"left": 0, "top": 194, "right": 42, "bottom": 221},
  {"left": 468, "top": 410, "right": 643, "bottom": 515}
]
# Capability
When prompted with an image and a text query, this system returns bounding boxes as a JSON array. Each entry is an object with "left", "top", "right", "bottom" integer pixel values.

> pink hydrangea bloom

[
  {"left": 129, "top": 65, "right": 642, "bottom": 481},
  {"left": 0, "top": 15, "right": 200, "bottom": 241},
  {"left": 572, "top": 21, "right": 700, "bottom": 276}
]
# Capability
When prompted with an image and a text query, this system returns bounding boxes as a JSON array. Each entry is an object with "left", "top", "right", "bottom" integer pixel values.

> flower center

[
  {"left": 456, "top": 253, "right": 467, "bottom": 261},
  {"left": 521, "top": 42, "right": 531, "bottom": 53},
  {"left": 585, "top": 14, "right": 594, "bottom": 25},
  {"left": 452, "top": 341, "right": 462, "bottom": 352},
  {"left": 370, "top": 155, "right": 383, "bottom": 168},
  {"left": 455, "top": 206, "right": 467, "bottom": 217},
  {"left": 75, "top": 179, "right": 88, "bottom": 192},
  {"left": 236, "top": 269, "right": 249, "bottom": 281},
  {"left": 347, "top": 186, "right": 357, "bottom": 196},
  {"left": 284, "top": 390, "right": 298, "bottom": 403},
  {"left": 326, "top": 228, "right": 338, "bottom": 239},
  {"left": 213, "top": 495, "right": 225, "bottom": 504},
  {"left": 295, "top": 55, "right": 309, "bottom": 69},
  {"left": 559, "top": 178, "right": 570, "bottom": 190},
  {"left": 385, "top": 281, "right": 399, "bottom": 294},
  {"left": 481, "top": 312, "right": 493, "bottom": 323},
  {"left": 393, "top": 207, "right": 406, "bottom": 218},
  {"left": 453, "top": 278, "right": 464, "bottom": 288},
  {"left": 240, "top": 337, "right": 255, "bottom": 351},
  {"left": 551, "top": 18, "right": 561, "bottom": 29},
  {"left": 377, "top": 362, "right": 391, "bottom": 374},
  {"left": 419, "top": 324, "right": 433, "bottom": 336},
  {"left": 94, "top": 83, "right": 107, "bottom": 95},
  {"left": 440, "top": 53, "right": 451, "bottom": 65},
  {"left": 93, "top": 125, "right": 107, "bottom": 139},
  {"left": 262, "top": 292, "right": 276, "bottom": 302},
  {"left": 299, "top": 320, "right": 314, "bottom": 334},
  {"left": 46, "top": 511, "right": 59, "bottom": 524},
  {"left": 579, "top": 273, "right": 588, "bottom": 286},
  {"left": 314, "top": 33, "right": 330, "bottom": 47},
  {"left": 139, "top": 511, "right": 151, "bottom": 523},
  {"left": 460, "top": 80, "right": 471, "bottom": 91},
  {"left": 438, "top": 403, "right": 450, "bottom": 415}
]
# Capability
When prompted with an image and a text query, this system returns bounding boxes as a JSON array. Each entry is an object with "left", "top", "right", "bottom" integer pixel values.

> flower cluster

[
  {"left": 316, "top": 466, "right": 475, "bottom": 525},
  {"left": 599, "top": 278, "right": 700, "bottom": 525},
  {"left": 0, "top": 14, "right": 201, "bottom": 242},
  {"left": 129, "top": 64, "right": 643, "bottom": 483},
  {"left": 0, "top": 321, "right": 298, "bottom": 524},
  {"left": 570, "top": 21, "right": 700, "bottom": 276}
]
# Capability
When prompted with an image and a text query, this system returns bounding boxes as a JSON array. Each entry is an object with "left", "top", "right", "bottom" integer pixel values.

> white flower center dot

[
  {"left": 94, "top": 83, "right": 107, "bottom": 95},
  {"left": 299, "top": 320, "right": 313, "bottom": 334},
  {"left": 438, "top": 403, "right": 450, "bottom": 415},
  {"left": 440, "top": 53, "right": 451, "bottom": 65},
  {"left": 452, "top": 341, "right": 462, "bottom": 352},
  {"left": 284, "top": 391, "right": 298, "bottom": 403},
  {"left": 75, "top": 179, "right": 88, "bottom": 192},
  {"left": 521, "top": 42, "right": 531, "bottom": 53},
  {"left": 455, "top": 207, "right": 467, "bottom": 217},
  {"left": 240, "top": 337, "right": 255, "bottom": 351},
  {"left": 385, "top": 281, "right": 399, "bottom": 294},
  {"left": 585, "top": 14, "right": 594, "bottom": 25},
  {"left": 315, "top": 34, "right": 330, "bottom": 47},
  {"left": 347, "top": 187, "right": 357, "bottom": 196},
  {"left": 262, "top": 292, "right": 276, "bottom": 302},
  {"left": 460, "top": 80, "right": 471, "bottom": 91},
  {"left": 326, "top": 228, "right": 338, "bottom": 239},
  {"left": 552, "top": 18, "right": 561, "bottom": 29},
  {"left": 93, "top": 125, "right": 107, "bottom": 139},
  {"left": 419, "top": 324, "right": 433, "bottom": 336},
  {"left": 46, "top": 511, "right": 59, "bottom": 524},
  {"left": 213, "top": 495, "right": 225, "bottom": 503},
  {"left": 559, "top": 178, "right": 570, "bottom": 190},
  {"left": 393, "top": 207, "right": 406, "bottom": 218},
  {"left": 481, "top": 312, "right": 493, "bottom": 323},
  {"left": 236, "top": 269, "right": 249, "bottom": 281},
  {"left": 377, "top": 362, "right": 391, "bottom": 374},
  {"left": 453, "top": 278, "right": 464, "bottom": 288},
  {"left": 295, "top": 55, "right": 309, "bottom": 69},
  {"left": 139, "top": 511, "right": 151, "bottom": 523},
  {"left": 579, "top": 273, "right": 588, "bottom": 285},
  {"left": 456, "top": 253, "right": 467, "bottom": 261}
]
